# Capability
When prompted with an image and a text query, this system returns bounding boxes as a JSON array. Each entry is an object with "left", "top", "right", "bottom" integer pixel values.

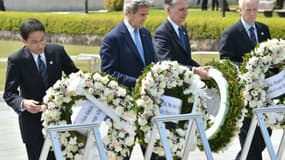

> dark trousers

[
  {"left": 25, "top": 137, "right": 55, "bottom": 160},
  {"left": 211, "top": 0, "right": 219, "bottom": 10},
  {"left": 0, "top": 0, "right": 5, "bottom": 11},
  {"left": 236, "top": 118, "right": 272, "bottom": 160},
  {"left": 201, "top": 0, "right": 208, "bottom": 10}
]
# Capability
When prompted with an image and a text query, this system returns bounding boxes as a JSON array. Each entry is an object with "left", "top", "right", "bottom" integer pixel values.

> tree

[{"left": 104, "top": 0, "right": 124, "bottom": 11}]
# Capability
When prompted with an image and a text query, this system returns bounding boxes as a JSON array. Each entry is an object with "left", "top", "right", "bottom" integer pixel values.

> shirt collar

[
  {"left": 241, "top": 17, "right": 256, "bottom": 31},
  {"left": 167, "top": 16, "right": 180, "bottom": 33},
  {"left": 124, "top": 19, "right": 136, "bottom": 34},
  {"left": 31, "top": 52, "right": 46, "bottom": 66}
]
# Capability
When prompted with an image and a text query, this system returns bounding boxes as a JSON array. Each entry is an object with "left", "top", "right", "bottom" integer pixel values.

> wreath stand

[
  {"left": 145, "top": 94, "right": 214, "bottom": 160},
  {"left": 144, "top": 112, "right": 213, "bottom": 160},
  {"left": 39, "top": 122, "right": 107, "bottom": 160},
  {"left": 240, "top": 106, "right": 285, "bottom": 160}
]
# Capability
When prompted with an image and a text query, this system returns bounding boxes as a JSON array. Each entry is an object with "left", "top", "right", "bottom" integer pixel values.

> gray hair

[
  {"left": 164, "top": 0, "right": 180, "bottom": 7},
  {"left": 239, "top": 0, "right": 259, "bottom": 9},
  {"left": 123, "top": 0, "right": 152, "bottom": 14}
]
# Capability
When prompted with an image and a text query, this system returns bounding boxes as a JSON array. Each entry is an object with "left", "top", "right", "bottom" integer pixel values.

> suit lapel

[
  {"left": 166, "top": 21, "right": 189, "bottom": 58},
  {"left": 121, "top": 22, "right": 145, "bottom": 66},
  {"left": 255, "top": 23, "right": 266, "bottom": 42},
  {"left": 23, "top": 47, "right": 45, "bottom": 87},
  {"left": 23, "top": 47, "right": 40, "bottom": 76},
  {"left": 44, "top": 46, "right": 53, "bottom": 86},
  {"left": 237, "top": 21, "right": 255, "bottom": 48}
]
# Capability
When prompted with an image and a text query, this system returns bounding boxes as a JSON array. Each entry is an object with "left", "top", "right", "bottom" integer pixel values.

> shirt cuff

[{"left": 20, "top": 100, "right": 25, "bottom": 112}]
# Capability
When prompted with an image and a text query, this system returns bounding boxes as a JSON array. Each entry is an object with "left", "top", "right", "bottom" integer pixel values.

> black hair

[{"left": 20, "top": 18, "right": 45, "bottom": 40}]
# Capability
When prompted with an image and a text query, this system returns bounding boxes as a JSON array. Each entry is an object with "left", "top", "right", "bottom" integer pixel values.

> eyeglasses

[{"left": 28, "top": 39, "right": 46, "bottom": 46}]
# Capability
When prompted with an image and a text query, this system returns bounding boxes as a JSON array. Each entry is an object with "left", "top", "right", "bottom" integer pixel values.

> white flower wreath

[
  {"left": 240, "top": 39, "right": 285, "bottom": 128},
  {"left": 41, "top": 71, "right": 136, "bottom": 159},
  {"left": 133, "top": 61, "right": 209, "bottom": 157}
]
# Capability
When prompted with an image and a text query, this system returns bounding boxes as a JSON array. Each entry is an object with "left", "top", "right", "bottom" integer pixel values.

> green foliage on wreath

[{"left": 203, "top": 60, "right": 245, "bottom": 152}]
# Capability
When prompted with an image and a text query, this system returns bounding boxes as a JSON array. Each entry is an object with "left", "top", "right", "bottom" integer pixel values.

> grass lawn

[
  {"left": 0, "top": 63, "right": 7, "bottom": 92},
  {"left": 0, "top": 40, "right": 100, "bottom": 57},
  {"left": 0, "top": 40, "right": 100, "bottom": 91}
]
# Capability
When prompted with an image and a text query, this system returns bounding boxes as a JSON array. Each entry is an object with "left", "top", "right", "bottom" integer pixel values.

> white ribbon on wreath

[
  {"left": 82, "top": 90, "right": 136, "bottom": 135},
  {"left": 42, "top": 71, "right": 137, "bottom": 159}
]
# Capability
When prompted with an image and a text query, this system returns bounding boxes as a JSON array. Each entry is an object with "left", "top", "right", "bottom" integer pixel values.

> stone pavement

[
  {"left": 0, "top": 95, "right": 284, "bottom": 160},
  {"left": 0, "top": 98, "right": 27, "bottom": 160}
]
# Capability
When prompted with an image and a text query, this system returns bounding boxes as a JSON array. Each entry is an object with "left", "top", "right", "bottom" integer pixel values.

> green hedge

[{"left": 0, "top": 11, "right": 284, "bottom": 39}]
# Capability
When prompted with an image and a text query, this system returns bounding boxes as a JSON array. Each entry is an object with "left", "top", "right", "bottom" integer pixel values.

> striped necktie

[
  {"left": 38, "top": 55, "right": 48, "bottom": 87},
  {"left": 249, "top": 27, "right": 257, "bottom": 47}
]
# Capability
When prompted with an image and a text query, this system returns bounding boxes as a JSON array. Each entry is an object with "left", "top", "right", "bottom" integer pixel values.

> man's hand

[
  {"left": 272, "top": 62, "right": 285, "bottom": 68},
  {"left": 22, "top": 99, "right": 42, "bottom": 114},
  {"left": 193, "top": 67, "right": 211, "bottom": 80}
]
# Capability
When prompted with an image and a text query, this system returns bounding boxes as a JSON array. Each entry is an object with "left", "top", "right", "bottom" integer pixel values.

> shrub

[
  {"left": 0, "top": 11, "right": 284, "bottom": 39},
  {"left": 104, "top": 0, "right": 124, "bottom": 11}
]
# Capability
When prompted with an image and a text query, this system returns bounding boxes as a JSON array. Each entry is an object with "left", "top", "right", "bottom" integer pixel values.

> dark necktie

[
  {"left": 38, "top": 55, "right": 48, "bottom": 86},
  {"left": 249, "top": 27, "right": 257, "bottom": 47},
  {"left": 134, "top": 29, "right": 145, "bottom": 65},
  {"left": 178, "top": 27, "right": 187, "bottom": 51}
]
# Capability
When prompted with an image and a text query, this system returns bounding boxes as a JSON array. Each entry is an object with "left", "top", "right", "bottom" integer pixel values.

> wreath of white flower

[
  {"left": 240, "top": 39, "right": 285, "bottom": 128},
  {"left": 133, "top": 61, "right": 209, "bottom": 158},
  {"left": 41, "top": 71, "right": 136, "bottom": 159}
]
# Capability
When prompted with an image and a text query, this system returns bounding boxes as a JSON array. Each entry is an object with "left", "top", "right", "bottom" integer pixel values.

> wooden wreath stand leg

[
  {"left": 145, "top": 113, "right": 214, "bottom": 160},
  {"left": 39, "top": 122, "right": 107, "bottom": 160},
  {"left": 240, "top": 106, "right": 285, "bottom": 160}
]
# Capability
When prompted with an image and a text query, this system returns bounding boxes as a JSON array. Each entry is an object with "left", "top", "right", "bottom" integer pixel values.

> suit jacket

[
  {"left": 154, "top": 20, "right": 199, "bottom": 69},
  {"left": 219, "top": 20, "right": 271, "bottom": 64},
  {"left": 3, "top": 44, "right": 79, "bottom": 143},
  {"left": 100, "top": 21, "right": 156, "bottom": 88}
]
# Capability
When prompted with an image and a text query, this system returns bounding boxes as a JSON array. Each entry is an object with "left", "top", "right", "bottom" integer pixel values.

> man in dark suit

[
  {"left": 3, "top": 18, "right": 79, "bottom": 160},
  {"left": 219, "top": 0, "right": 271, "bottom": 159},
  {"left": 220, "top": 0, "right": 270, "bottom": 66},
  {"left": 154, "top": 0, "right": 210, "bottom": 80},
  {"left": 100, "top": 0, "right": 156, "bottom": 89}
]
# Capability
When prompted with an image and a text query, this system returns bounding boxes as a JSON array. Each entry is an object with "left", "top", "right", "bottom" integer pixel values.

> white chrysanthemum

[
  {"left": 117, "top": 87, "right": 127, "bottom": 97},
  {"left": 242, "top": 39, "right": 285, "bottom": 129},
  {"left": 125, "top": 135, "right": 135, "bottom": 146}
]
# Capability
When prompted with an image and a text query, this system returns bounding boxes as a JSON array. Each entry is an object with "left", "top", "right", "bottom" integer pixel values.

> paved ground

[
  {"left": 0, "top": 95, "right": 284, "bottom": 160},
  {"left": 0, "top": 99, "right": 27, "bottom": 160}
]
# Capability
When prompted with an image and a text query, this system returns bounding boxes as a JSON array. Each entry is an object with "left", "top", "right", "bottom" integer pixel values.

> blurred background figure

[
  {"left": 0, "top": 0, "right": 5, "bottom": 11},
  {"left": 211, "top": 0, "right": 219, "bottom": 11},
  {"left": 201, "top": 0, "right": 208, "bottom": 10}
]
